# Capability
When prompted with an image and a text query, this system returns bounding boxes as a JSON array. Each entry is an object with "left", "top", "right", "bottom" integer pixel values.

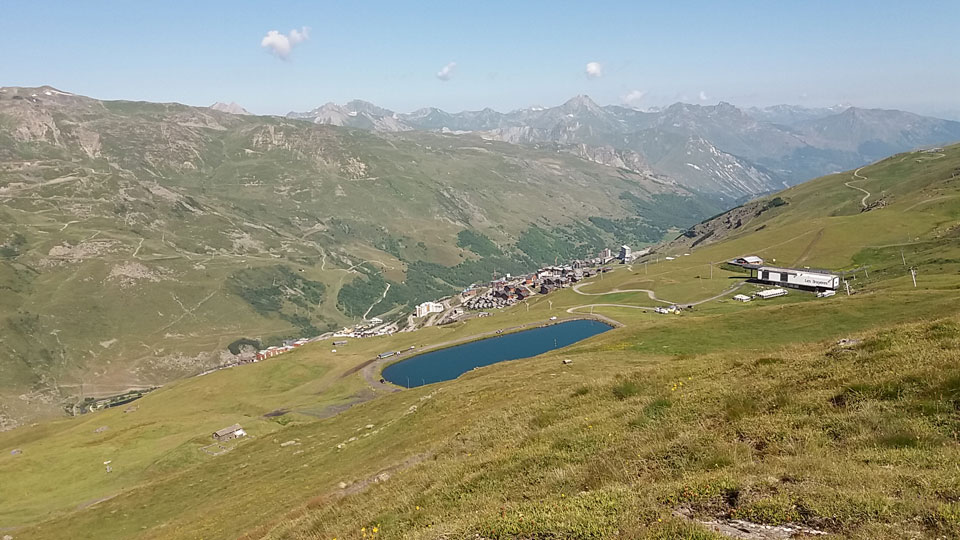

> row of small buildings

[
  {"left": 496, "top": 265, "right": 613, "bottom": 298},
  {"left": 583, "top": 245, "right": 650, "bottom": 266},
  {"left": 255, "top": 337, "right": 311, "bottom": 361},
  {"left": 419, "top": 245, "right": 636, "bottom": 319},
  {"left": 333, "top": 317, "right": 393, "bottom": 338},
  {"left": 460, "top": 264, "right": 615, "bottom": 310}
]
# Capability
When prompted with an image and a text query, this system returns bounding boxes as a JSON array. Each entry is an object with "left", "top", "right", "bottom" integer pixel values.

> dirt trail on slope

[
  {"left": 0, "top": 174, "right": 81, "bottom": 196},
  {"left": 362, "top": 282, "right": 390, "bottom": 320},
  {"left": 568, "top": 281, "right": 746, "bottom": 316},
  {"left": 792, "top": 228, "right": 824, "bottom": 267},
  {"left": 572, "top": 282, "right": 674, "bottom": 304},
  {"left": 572, "top": 276, "right": 746, "bottom": 307},
  {"left": 901, "top": 194, "right": 960, "bottom": 212},
  {"left": 844, "top": 167, "right": 872, "bottom": 208}
]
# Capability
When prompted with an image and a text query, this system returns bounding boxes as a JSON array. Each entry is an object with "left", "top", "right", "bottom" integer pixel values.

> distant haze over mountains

[{"left": 289, "top": 96, "right": 960, "bottom": 200}]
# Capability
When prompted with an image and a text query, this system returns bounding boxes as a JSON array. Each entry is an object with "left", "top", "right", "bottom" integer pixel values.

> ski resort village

[{"left": 245, "top": 241, "right": 853, "bottom": 366}]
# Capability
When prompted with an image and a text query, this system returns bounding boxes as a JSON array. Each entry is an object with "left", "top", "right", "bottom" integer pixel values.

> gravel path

[{"left": 844, "top": 167, "right": 872, "bottom": 208}]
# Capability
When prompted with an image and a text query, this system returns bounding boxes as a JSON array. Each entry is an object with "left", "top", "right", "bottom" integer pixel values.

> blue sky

[{"left": 2, "top": 1, "right": 958, "bottom": 116}]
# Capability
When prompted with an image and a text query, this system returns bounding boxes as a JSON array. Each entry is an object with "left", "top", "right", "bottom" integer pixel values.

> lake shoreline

[{"left": 381, "top": 318, "right": 614, "bottom": 388}]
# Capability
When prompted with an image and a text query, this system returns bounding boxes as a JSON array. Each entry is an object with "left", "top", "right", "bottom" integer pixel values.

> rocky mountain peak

[
  {"left": 407, "top": 106, "right": 444, "bottom": 119},
  {"left": 561, "top": 94, "right": 602, "bottom": 113},
  {"left": 344, "top": 100, "right": 392, "bottom": 116},
  {"left": 714, "top": 101, "right": 741, "bottom": 113},
  {"left": 210, "top": 102, "right": 251, "bottom": 115}
]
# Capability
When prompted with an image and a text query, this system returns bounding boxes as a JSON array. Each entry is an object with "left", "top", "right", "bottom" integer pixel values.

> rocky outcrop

[
  {"left": 665, "top": 197, "right": 789, "bottom": 251},
  {"left": 570, "top": 144, "right": 651, "bottom": 174}
]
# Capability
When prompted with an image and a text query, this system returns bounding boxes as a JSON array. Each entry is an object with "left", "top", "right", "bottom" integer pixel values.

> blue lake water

[{"left": 382, "top": 319, "right": 612, "bottom": 388}]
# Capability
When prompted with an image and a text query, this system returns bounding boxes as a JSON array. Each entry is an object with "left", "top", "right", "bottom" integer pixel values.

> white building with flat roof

[
  {"left": 754, "top": 266, "right": 839, "bottom": 291},
  {"left": 756, "top": 288, "right": 788, "bottom": 299},
  {"left": 619, "top": 245, "right": 632, "bottom": 263},
  {"left": 415, "top": 301, "right": 444, "bottom": 318},
  {"left": 732, "top": 255, "right": 764, "bottom": 266}
]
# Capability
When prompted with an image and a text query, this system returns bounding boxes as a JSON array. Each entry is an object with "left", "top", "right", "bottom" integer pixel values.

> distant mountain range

[
  {"left": 289, "top": 96, "right": 960, "bottom": 200},
  {"left": 742, "top": 103, "right": 852, "bottom": 125}
]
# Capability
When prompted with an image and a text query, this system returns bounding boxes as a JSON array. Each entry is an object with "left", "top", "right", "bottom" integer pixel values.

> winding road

[
  {"left": 567, "top": 280, "right": 746, "bottom": 315},
  {"left": 844, "top": 167, "right": 872, "bottom": 209},
  {"left": 571, "top": 282, "right": 674, "bottom": 304}
]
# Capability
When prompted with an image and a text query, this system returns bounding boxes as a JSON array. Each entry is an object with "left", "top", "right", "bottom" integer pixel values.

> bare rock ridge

[{"left": 209, "top": 102, "right": 251, "bottom": 115}]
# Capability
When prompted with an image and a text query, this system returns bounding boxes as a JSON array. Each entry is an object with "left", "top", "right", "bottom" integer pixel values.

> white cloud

[
  {"left": 699, "top": 90, "right": 709, "bottom": 101},
  {"left": 289, "top": 28, "right": 309, "bottom": 44},
  {"left": 436, "top": 61, "right": 456, "bottom": 81},
  {"left": 261, "top": 27, "right": 311, "bottom": 60},
  {"left": 585, "top": 62, "right": 603, "bottom": 79},
  {"left": 622, "top": 89, "right": 646, "bottom": 106}
]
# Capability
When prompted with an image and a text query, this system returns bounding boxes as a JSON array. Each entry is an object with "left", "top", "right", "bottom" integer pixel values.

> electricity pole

[{"left": 910, "top": 267, "right": 917, "bottom": 288}]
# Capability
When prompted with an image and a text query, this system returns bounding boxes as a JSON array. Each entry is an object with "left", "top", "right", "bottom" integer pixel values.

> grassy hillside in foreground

[
  {"left": 6, "top": 307, "right": 960, "bottom": 539},
  {"left": 0, "top": 145, "right": 959, "bottom": 538}
]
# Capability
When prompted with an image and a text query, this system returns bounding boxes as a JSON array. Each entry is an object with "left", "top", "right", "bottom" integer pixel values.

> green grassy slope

[
  {"left": 0, "top": 87, "right": 718, "bottom": 427},
  {"left": 663, "top": 145, "right": 959, "bottom": 266},
  {"left": 6, "top": 296, "right": 960, "bottom": 539},
  {"left": 1, "top": 138, "right": 959, "bottom": 538}
]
